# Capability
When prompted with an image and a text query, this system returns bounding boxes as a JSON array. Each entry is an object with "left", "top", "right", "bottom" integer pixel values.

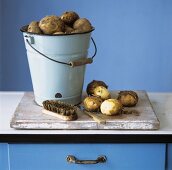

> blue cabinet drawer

[
  {"left": 0, "top": 144, "right": 9, "bottom": 170},
  {"left": 9, "top": 144, "right": 165, "bottom": 170},
  {"left": 168, "top": 144, "right": 172, "bottom": 170}
]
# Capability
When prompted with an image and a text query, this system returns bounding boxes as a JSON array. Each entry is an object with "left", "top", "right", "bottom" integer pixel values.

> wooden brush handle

[{"left": 42, "top": 109, "right": 77, "bottom": 121}]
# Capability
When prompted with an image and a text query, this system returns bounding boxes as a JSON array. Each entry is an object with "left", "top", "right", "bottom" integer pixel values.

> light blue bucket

[{"left": 21, "top": 26, "right": 96, "bottom": 106}]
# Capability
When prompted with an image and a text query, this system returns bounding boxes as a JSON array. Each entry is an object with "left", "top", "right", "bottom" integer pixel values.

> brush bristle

[{"left": 42, "top": 100, "right": 76, "bottom": 116}]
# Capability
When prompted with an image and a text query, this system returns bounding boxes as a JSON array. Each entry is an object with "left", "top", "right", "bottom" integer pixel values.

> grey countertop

[{"left": 0, "top": 92, "right": 172, "bottom": 143}]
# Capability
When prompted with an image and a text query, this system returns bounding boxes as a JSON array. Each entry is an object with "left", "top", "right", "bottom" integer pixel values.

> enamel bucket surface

[{"left": 22, "top": 31, "right": 92, "bottom": 106}]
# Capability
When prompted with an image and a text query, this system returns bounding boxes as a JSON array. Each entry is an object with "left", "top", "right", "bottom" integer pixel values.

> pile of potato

[
  {"left": 27, "top": 11, "right": 93, "bottom": 35},
  {"left": 83, "top": 80, "right": 139, "bottom": 116}
]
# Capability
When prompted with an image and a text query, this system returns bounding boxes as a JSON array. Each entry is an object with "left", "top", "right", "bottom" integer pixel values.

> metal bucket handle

[{"left": 25, "top": 35, "right": 97, "bottom": 67}]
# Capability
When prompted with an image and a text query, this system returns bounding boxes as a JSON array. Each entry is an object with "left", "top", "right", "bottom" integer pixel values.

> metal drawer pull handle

[{"left": 66, "top": 155, "right": 107, "bottom": 164}]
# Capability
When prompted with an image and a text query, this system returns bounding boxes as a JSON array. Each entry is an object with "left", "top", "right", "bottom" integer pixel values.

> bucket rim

[{"left": 20, "top": 25, "right": 95, "bottom": 36}]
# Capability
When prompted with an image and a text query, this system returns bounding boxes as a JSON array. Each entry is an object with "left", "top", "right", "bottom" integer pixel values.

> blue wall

[{"left": 1, "top": 0, "right": 172, "bottom": 91}]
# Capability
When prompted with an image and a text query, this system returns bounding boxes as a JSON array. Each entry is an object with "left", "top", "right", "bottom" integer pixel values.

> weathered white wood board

[{"left": 10, "top": 91, "right": 160, "bottom": 130}]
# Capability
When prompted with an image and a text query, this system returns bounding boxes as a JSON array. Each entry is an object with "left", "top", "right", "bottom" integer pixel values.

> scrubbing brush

[
  {"left": 42, "top": 100, "right": 78, "bottom": 121},
  {"left": 42, "top": 100, "right": 106, "bottom": 124}
]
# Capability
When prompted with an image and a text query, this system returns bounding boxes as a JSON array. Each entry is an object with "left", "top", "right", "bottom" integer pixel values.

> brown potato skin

[
  {"left": 39, "top": 15, "right": 65, "bottom": 34},
  {"left": 86, "top": 80, "right": 108, "bottom": 96},
  {"left": 61, "top": 11, "right": 79, "bottom": 25},
  {"left": 83, "top": 96, "right": 102, "bottom": 112},
  {"left": 64, "top": 25, "right": 74, "bottom": 33},
  {"left": 28, "top": 21, "right": 42, "bottom": 34},
  {"left": 118, "top": 91, "right": 138, "bottom": 107},
  {"left": 73, "top": 18, "right": 92, "bottom": 32},
  {"left": 71, "top": 29, "right": 83, "bottom": 33},
  {"left": 27, "top": 12, "right": 94, "bottom": 35}
]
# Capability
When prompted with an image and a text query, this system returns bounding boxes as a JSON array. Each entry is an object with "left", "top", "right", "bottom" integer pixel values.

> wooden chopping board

[{"left": 10, "top": 91, "right": 160, "bottom": 130}]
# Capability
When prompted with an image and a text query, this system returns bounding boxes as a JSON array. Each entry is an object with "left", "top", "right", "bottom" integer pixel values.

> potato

[
  {"left": 93, "top": 86, "right": 111, "bottom": 100},
  {"left": 71, "top": 29, "right": 83, "bottom": 34},
  {"left": 53, "top": 31, "right": 65, "bottom": 35},
  {"left": 118, "top": 91, "right": 138, "bottom": 107},
  {"left": 64, "top": 25, "right": 74, "bottom": 34},
  {"left": 86, "top": 80, "right": 108, "bottom": 96},
  {"left": 83, "top": 96, "right": 102, "bottom": 112},
  {"left": 100, "top": 99, "right": 123, "bottom": 116},
  {"left": 39, "top": 15, "right": 65, "bottom": 34},
  {"left": 61, "top": 11, "right": 79, "bottom": 25},
  {"left": 27, "top": 21, "right": 42, "bottom": 34},
  {"left": 73, "top": 18, "right": 93, "bottom": 32}
]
